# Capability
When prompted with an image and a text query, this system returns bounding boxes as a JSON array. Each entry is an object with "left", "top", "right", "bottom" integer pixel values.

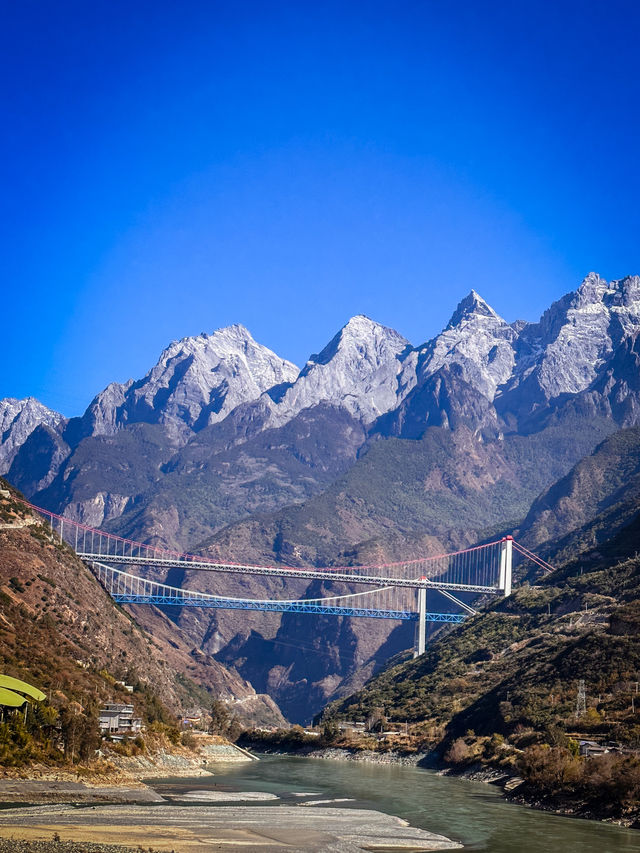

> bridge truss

[
  {"left": 22, "top": 500, "right": 554, "bottom": 656},
  {"left": 91, "top": 562, "right": 466, "bottom": 624}
]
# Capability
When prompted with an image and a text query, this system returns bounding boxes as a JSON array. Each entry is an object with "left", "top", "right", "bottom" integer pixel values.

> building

[
  {"left": 181, "top": 710, "right": 206, "bottom": 730},
  {"left": 579, "top": 740, "right": 609, "bottom": 757},
  {"left": 98, "top": 703, "right": 142, "bottom": 736}
]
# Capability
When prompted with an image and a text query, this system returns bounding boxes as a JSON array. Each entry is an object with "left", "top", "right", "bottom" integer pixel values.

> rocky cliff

[
  {"left": 0, "top": 398, "right": 65, "bottom": 475},
  {"left": 5, "top": 273, "right": 640, "bottom": 722}
]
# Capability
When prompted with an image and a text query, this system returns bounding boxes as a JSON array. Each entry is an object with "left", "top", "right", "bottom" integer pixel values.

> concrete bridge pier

[
  {"left": 413, "top": 586, "right": 427, "bottom": 658},
  {"left": 498, "top": 536, "right": 513, "bottom": 597}
]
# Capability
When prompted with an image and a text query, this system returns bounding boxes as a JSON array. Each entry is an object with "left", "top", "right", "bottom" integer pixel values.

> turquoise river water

[{"left": 151, "top": 754, "right": 640, "bottom": 852}]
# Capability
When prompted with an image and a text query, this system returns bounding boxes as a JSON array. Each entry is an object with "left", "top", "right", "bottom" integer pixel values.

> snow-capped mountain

[
  {"left": 7, "top": 272, "right": 640, "bottom": 526},
  {"left": 81, "top": 324, "right": 300, "bottom": 441},
  {"left": 266, "top": 314, "right": 410, "bottom": 426},
  {"left": 416, "top": 290, "right": 518, "bottom": 400},
  {"left": 503, "top": 273, "right": 640, "bottom": 406},
  {"left": 386, "top": 274, "right": 640, "bottom": 439}
]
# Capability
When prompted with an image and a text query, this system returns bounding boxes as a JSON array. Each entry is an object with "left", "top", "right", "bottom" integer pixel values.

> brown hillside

[{"left": 0, "top": 482, "right": 285, "bottom": 727}]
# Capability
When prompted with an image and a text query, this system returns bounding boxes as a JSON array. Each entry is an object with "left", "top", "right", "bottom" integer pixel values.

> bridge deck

[
  {"left": 113, "top": 593, "right": 466, "bottom": 622},
  {"left": 84, "top": 553, "right": 497, "bottom": 595}
]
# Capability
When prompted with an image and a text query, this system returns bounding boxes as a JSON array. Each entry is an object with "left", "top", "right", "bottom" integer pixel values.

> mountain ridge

[
  {"left": 6, "top": 272, "right": 640, "bottom": 721},
  {"left": 7, "top": 272, "right": 640, "bottom": 488}
]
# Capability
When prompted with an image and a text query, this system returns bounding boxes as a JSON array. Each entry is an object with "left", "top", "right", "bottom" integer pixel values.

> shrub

[
  {"left": 181, "top": 731, "right": 197, "bottom": 749},
  {"left": 519, "top": 745, "right": 583, "bottom": 794},
  {"left": 445, "top": 737, "right": 471, "bottom": 765}
]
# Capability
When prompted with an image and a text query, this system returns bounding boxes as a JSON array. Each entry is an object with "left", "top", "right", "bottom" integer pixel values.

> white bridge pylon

[{"left": 21, "top": 499, "right": 555, "bottom": 656}]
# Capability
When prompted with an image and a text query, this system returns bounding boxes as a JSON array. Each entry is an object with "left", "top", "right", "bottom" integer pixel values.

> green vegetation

[
  {"left": 320, "top": 492, "right": 640, "bottom": 818},
  {"left": 209, "top": 699, "right": 243, "bottom": 741},
  {"left": 241, "top": 723, "right": 353, "bottom": 751},
  {"left": 0, "top": 699, "right": 100, "bottom": 767}
]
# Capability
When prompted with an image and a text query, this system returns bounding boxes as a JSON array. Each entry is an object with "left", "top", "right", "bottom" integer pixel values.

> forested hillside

[{"left": 323, "top": 488, "right": 640, "bottom": 816}]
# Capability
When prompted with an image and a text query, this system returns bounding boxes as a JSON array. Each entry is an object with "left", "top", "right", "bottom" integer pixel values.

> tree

[
  {"left": 321, "top": 720, "right": 340, "bottom": 745},
  {"left": 209, "top": 700, "right": 232, "bottom": 736},
  {"left": 445, "top": 737, "right": 471, "bottom": 765},
  {"left": 59, "top": 704, "right": 99, "bottom": 763},
  {"left": 209, "top": 700, "right": 243, "bottom": 742}
]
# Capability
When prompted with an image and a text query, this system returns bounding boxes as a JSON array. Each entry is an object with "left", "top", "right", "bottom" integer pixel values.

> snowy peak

[
  {"left": 303, "top": 315, "right": 408, "bottom": 373},
  {"left": 510, "top": 273, "right": 640, "bottom": 402},
  {"left": 8, "top": 272, "right": 640, "bottom": 471},
  {"left": 159, "top": 323, "right": 261, "bottom": 364},
  {"left": 0, "top": 397, "right": 65, "bottom": 474},
  {"left": 574, "top": 271, "right": 610, "bottom": 305},
  {"left": 415, "top": 292, "right": 516, "bottom": 402},
  {"left": 446, "top": 290, "right": 500, "bottom": 330},
  {"left": 271, "top": 315, "right": 410, "bottom": 424},
  {"left": 85, "top": 325, "right": 299, "bottom": 441}
]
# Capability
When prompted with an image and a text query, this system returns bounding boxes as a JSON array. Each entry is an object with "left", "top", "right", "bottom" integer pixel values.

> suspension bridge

[{"left": 22, "top": 500, "right": 554, "bottom": 656}]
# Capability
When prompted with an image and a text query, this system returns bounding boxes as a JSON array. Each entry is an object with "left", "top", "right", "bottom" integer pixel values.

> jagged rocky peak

[
  {"left": 0, "top": 397, "right": 65, "bottom": 474},
  {"left": 83, "top": 324, "right": 300, "bottom": 440},
  {"left": 575, "top": 270, "right": 610, "bottom": 302},
  {"left": 304, "top": 314, "right": 409, "bottom": 370},
  {"left": 269, "top": 314, "right": 410, "bottom": 425},
  {"left": 569, "top": 270, "right": 640, "bottom": 309},
  {"left": 83, "top": 379, "right": 134, "bottom": 437},
  {"left": 445, "top": 289, "right": 501, "bottom": 328},
  {"left": 414, "top": 290, "right": 518, "bottom": 402},
  {"left": 510, "top": 272, "right": 640, "bottom": 402}
]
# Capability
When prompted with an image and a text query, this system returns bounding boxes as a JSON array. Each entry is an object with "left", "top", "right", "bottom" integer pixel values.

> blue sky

[{"left": 3, "top": 0, "right": 640, "bottom": 415}]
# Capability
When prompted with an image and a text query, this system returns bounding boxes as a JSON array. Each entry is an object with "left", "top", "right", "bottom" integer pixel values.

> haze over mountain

[{"left": 5, "top": 272, "right": 640, "bottom": 721}]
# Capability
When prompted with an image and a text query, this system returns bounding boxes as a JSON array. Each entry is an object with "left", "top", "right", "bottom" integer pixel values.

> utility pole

[{"left": 576, "top": 680, "right": 587, "bottom": 718}]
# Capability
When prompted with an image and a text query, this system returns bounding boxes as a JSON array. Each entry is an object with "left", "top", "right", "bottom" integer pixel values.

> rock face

[
  {"left": 7, "top": 423, "right": 71, "bottom": 495},
  {"left": 6, "top": 272, "right": 640, "bottom": 723},
  {"left": 501, "top": 273, "right": 640, "bottom": 415},
  {"left": 80, "top": 324, "right": 300, "bottom": 442},
  {"left": 415, "top": 290, "right": 518, "bottom": 402},
  {"left": 379, "top": 274, "right": 640, "bottom": 440},
  {"left": 267, "top": 315, "right": 410, "bottom": 426},
  {"left": 0, "top": 398, "right": 65, "bottom": 475}
]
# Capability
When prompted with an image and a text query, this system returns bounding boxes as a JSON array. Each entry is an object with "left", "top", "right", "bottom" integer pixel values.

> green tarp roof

[
  {"left": 0, "top": 687, "right": 27, "bottom": 708},
  {"left": 0, "top": 674, "right": 46, "bottom": 703}
]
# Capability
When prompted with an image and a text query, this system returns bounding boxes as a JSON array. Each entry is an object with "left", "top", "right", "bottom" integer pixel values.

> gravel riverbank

[
  {"left": 245, "top": 742, "right": 435, "bottom": 766},
  {"left": 0, "top": 739, "right": 255, "bottom": 805},
  {"left": 0, "top": 842, "right": 149, "bottom": 853},
  {"left": 0, "top": 802, "right": 462, "bottom": 851}
]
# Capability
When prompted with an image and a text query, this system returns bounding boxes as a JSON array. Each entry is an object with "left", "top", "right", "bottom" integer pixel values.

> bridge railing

[
  {"left": 21, "top": 497, "right": 555, "bottom": 599},
  {"left": 89, "top": 561, "right": 468, "bottom": 623},
  {"left": 13, "top": 498, "right": 558, "bottom": 655}
]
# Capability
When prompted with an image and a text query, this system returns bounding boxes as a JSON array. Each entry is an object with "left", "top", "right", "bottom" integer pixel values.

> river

[{"left": 152, "top": 754, "right": 640, "bottom": 852}]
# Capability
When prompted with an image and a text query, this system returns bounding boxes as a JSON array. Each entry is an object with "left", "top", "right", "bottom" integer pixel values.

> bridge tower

[
  {"left": 498, "top": 536, "right": 513, "bottom": 597},
  {"left": 413, "top": 583, "right": 427, "bottom": 658}
]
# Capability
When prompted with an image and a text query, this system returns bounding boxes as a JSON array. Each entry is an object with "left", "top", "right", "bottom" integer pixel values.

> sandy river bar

[{"left": 0, "top": 801, "right": 462, "bottom": 851}]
